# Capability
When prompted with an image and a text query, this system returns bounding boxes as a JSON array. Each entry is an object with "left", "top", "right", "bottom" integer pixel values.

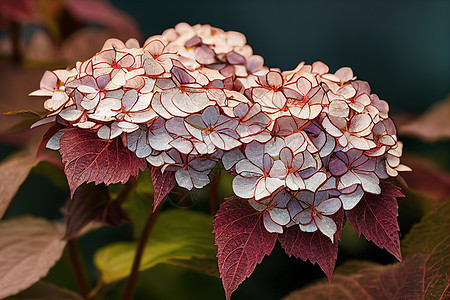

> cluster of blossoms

[{"left": 31, "top": 23, "right": 409, "bottom": 242}]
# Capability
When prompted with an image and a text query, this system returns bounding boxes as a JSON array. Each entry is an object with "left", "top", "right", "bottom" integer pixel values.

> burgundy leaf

[
  {"left": 59, "top": 128, "right": 147, "bottom": 196},
  {"left": 278, "top": 208, "right": 345, "bottom": 280},
  {"left": 213, "top": 197, "right": 278, "bottom": 299},
  {"left": 65, "top": 183, "right": 128, "bottom": 240},
  {"left": 150, "top": 167, "right": 176, "bottom": 212},
  {"left": 284, "top": 200, "right": 450, "bottom": 300},
  {"left": 346, "top": 182, "right": 404, "bottom": 261}
]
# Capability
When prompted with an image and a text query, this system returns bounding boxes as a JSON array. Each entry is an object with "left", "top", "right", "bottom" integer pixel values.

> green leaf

[
  {"left": 122, "top": 191, "right": 152, "bottom": 238},
  {"left": 94, "top": 209, "right": 219, "bottom": 284},
  {"left": 9, "top": 281, "right": 82, "bottom": 300},
  {"left": 283, "top": 200, "right": 450, "bottom": 300}
]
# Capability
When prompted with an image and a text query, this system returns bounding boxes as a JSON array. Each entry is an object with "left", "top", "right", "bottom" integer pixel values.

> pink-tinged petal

[
  {"left": 304, "top": 172, "right": 327, "bottom": 192},
  {"left": 29, "top": 89, "right": 53, "bottom": 97},
  {"left": 337, "top": 84, "right": 356, "bottom": 99},
  {"left": 171, "top": 66, "right": 195, "bottom": 85},
  {"left": 269, "top": 160, "right": 287, "bottom": 178},
  {"left": 233, "top": 176, "right": 258, "bottom": 199},
  {"left": 143, "top": 38, "right": 165, "bottom": 56},
  {"left": 171, "top": 90, "right": 200, "bottom": 114},
  {"left": 317, "top": 197, "right": 341, "bottom": 215},
  {"left": 44, "top": 92, "right": 69, "bottom": 111},
  {"left": 296, "top": 77, "right": 312, "bottom": 95},
  {"left": 39, "top": 70, "right": 58, "bottom": 91},
  {"left": 143, "top": 52, "right": 165, "bottom": 76},
  {"left": 286, "top": 173, "right": 305, "bottom": 191},
  {"left": 322, "top": 117, "right": 343, "bottom": 137},
  {"left": 272, "top": 91, "right": 287, "bottom": 109},
  {"left": 195, "top": 45, "right": 216, "bottom": 65},
  {"left": 269, "top": 208, "right": 290, "bottom": 226},
  {"left": 246, "top": 55, "right": 264, "bottom": 73},
  {"left": 255, "top": 179, "right": 271, "bottom": 200},
  {"left": 266, "top": 71, "right": 283, "bottom": 89},
  {"left": 329, "top": 100, "right": 349, "bottom": 117},
  {"left": 311, "top": 61, "right": 329, "bottom": 75},
  {"left": 335, "top": 67, "right": 354, "bottom": 82},
  {"left": 315, "top": 215, "right": 337, "bottom": 242},
  {"left": 339, "top": 171, "right": 360, "bottom": 188},
  {"left": 263, "top": 213, "right": 283, "bottom": 233},
  {"left": 349, "top": 114, "right": 372, "bottom": 133},
  {"left": 226, "top": 51, "right": 246, "bottom": 65},
  {"left": 160, "top": 89, "right": 189, "bottom": 117},
  {"left": 340, "top": 185, "right": 364, "bottom": 210},
  {"left": 338, "top": 135, "right": 349, "bottom": 147}
]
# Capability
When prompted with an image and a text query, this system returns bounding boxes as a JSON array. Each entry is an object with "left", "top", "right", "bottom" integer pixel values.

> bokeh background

[{"left": 0, "top": 0, "right": 449, "bottom": 299}]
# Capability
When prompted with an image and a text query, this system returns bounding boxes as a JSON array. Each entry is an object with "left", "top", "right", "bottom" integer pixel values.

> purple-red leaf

[
  {"left": 59, "top": 128, "right": 147, "bottom": 196},
  {"left": 150, "top": 167, "right": 176, "bottom": 212},
  {"left": 213, "top": 197, "right": 278, "bottom": 299},
  {"left": 278, "top": 208, "right": 345, "bottom": 280},
  {"left": 64, "top": 183, "right": 128, "bottom": 240},
  {"left": 346, "top": 182, "right": 404, "bottom": 261},
  {"left": 284, "top": 200, "right": 450, "bottom": 300}
]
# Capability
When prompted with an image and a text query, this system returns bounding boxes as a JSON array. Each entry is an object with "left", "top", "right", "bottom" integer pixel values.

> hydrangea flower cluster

[{"left": 30, "top": 23, "right": 409, "bottom": 242}]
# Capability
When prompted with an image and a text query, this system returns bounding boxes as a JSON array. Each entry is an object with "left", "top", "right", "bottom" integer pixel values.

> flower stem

[
  {"left": 209, "top": 170, "right": 221, "bottom": 215},
  {"left": 67, "top": 239, "right": 91, "bottom": 299},
  {"left": 123, "top": 197, "right": 160, "bottom": 300}
]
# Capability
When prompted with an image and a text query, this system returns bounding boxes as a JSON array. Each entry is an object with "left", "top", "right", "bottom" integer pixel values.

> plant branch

[
  {"left": 210, "top": 170, "right": 221, "bottom": 215},
  {"left": 67, "top": 239, "right": 91, "bottom": 299},
  {"left": 123, "top": 196, "right": 161, "bottom": 300}
]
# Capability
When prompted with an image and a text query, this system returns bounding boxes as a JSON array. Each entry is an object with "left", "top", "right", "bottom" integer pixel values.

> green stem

[
  {"left": 67, "top": 239, "right": 91, "bottom": 299},
  {"left": 123, "top": 197, "right": 161, "bottom": 300}
]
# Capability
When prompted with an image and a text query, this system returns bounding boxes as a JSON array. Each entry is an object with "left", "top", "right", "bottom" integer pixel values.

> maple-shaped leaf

[
  {"left": 65, "top": 183, "right": 128, "bottom": 240},
  {"left": 278, "top": 208, "right": 345, "bottom": 280},
  {"left": 213, "top": 197, "right": 278, "bottom": 300},
  {"left": 346, "top": 182, "right": 404, "bottom": 261},
  {"left": 150, "top": 167, "right": 176, "bottom": 212},
  {"left": 59, "top": 128, "right": 147, "bottom": 196},
  {"left": 284, "top": 200, "right": 450, "bottom": 300}
]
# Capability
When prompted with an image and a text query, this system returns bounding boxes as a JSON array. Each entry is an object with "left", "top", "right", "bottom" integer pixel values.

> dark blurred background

[
  {"left": 109, "top": 0, "right": 450, "bottom": 114},
  {"left": 0, "top": 0, "right": 449, "bottom": 299}
]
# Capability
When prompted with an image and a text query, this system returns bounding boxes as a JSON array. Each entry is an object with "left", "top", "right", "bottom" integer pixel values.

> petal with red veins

[
  {"left": 315, "top": 215, "right": 337, "bottom": 242},
  {"left": 263, "top": 212, "right": 283, "bottom": 233},
  {"left": 232, "top": 176, "right": 258, "bottom": 199},
  {"left": 340, "top": 185, "right": 364, "bottom": 210}
]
